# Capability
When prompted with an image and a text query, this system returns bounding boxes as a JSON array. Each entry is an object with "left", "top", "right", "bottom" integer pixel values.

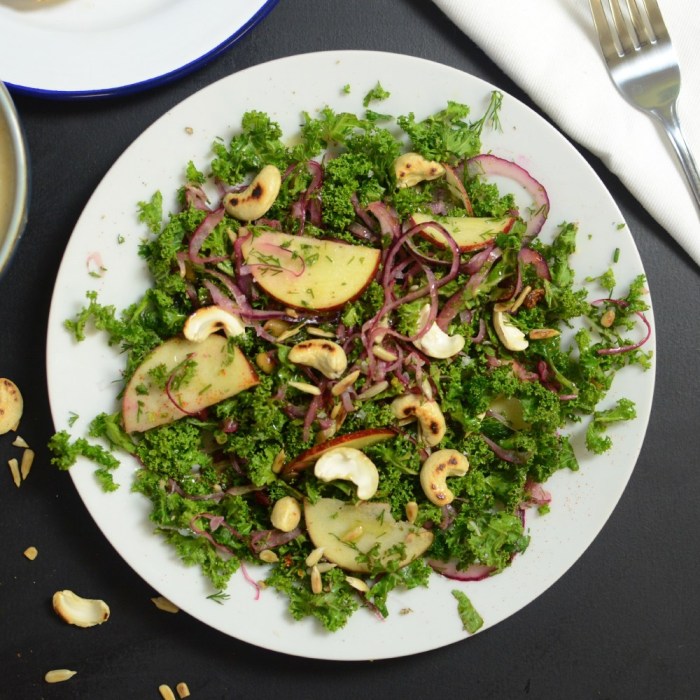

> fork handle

[{"left": 652, "top": 102, "right": 700, "bottom": 213}]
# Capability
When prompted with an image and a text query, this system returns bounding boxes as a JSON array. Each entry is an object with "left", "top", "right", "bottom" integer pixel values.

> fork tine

[
  {"left": 625, "top": 0, "right": 652, "bottom": 47},
  {"left": 640, "top": 0, "right": 671, "bottom": 43},
  {"left": 590, "top": 0, "right": 619, "bottom": 60},
  {"left": 608, "top": 0, "right": 637, "bottom": 55}
]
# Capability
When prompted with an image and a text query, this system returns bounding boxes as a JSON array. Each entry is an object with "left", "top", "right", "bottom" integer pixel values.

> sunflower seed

[
  {"left": 305, "top": 547, "right": 325, "bottom": 567},
  {"left": 259, "top": 549, "right": 279, "bottom": 563},
  {"left": 288, "top": 380, "right": 321, "bottom": 396},
  {"left": 345, "top": 575, "right": 370, "bottom": 593},
  {"left": 44, "top": 669, "right": 77, "bottom": 684}
]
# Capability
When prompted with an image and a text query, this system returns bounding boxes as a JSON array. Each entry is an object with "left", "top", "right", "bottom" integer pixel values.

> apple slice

[
  {"left": 443, "top": 163, "right": 474, "bottom": 215},
  {"left": 304, "top": 498, "right": 434, "bottom": 573},
  {"left": 240, "top": 230, "right": 381, "bottom": 311},
  {"left": 122, "top": 335, "right": 259, "bottom": 433},
  {"left": 282, "top": 427, "right": 396, "bottom": 478},
  {"left": 487, "top": 395, "right": 530, "bottom": 431},
  {"left": 410, "top": 212, "right": 515, "bottom": 252}
]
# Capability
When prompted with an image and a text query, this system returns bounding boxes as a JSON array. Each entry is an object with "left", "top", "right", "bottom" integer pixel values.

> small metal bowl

[{"left": 0, "top": 82, "right": 29, "bottom": 280}]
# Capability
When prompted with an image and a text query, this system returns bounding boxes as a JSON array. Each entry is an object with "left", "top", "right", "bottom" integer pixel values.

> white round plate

[
  {"left": 46, "top": 51, "right": 655, "bottom": 659},
  {"left": 0, "top": 0, "right": 278, "bottom": 98}
]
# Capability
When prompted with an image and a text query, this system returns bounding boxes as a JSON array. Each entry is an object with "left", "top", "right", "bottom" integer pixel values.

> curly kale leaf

[
  {"left": 211, "top": 111, "right": 292, "bottom": 184},
  {"left": 138, "top": 207, "right": 205, "bottom": 289},
  {"left": 137, "top": 191, "right": 163, "bottom": 234},
  {"left": 321, "top": 151, "right": 384, "bottom": 234},
  {"left": 366, "top": 557, "right": 432, "bottom": 619},
  {"left": 134, "top": 421, "right": 214, "bottom": 496},
  {"left": 266, "top": 554, "right": 360, "bottom": 631},
  {"left": 362, "top": 81, "right": 391, "bottom": 107},
  {"left": 64, "top": 289, "right": 188, "bottom": 381},
  {"left": 397, "top": 101, "right": 482, "bottom": 163},
  {"left": 586, "top": 398, "right": 637, "bottom": 454},
  {"left": 48, "top": 430, "right": 121, "bottom": 492}
]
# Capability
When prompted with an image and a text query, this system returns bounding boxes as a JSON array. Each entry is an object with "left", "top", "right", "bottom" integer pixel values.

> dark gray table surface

[{"left": 2, "top": 1, "right": 699, "bottom": 698}]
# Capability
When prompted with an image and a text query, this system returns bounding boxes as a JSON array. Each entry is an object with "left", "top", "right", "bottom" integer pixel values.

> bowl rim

[{"left": 0, "top": 81, "right": 29, "bottom": 279}]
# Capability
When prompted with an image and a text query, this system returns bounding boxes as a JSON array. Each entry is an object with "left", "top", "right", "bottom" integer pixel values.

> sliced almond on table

[
  {"left": 20, "top": 448, "right": 34, "bottom": 480},
  {"left": 8, "top": 458, "right": 20, "bottom": 487},
  {"left": 151, "top": 596, "right": 179, "bottom": 614},
  {"left": 176, "top": 682, "right": 191, "bottom": 699},
  {"left": 159, "top": 685, "right": 176, "bottom": 700}
]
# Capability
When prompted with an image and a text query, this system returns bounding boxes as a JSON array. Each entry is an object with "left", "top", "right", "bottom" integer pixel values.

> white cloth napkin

[{"left": 433, "top": 0, "right": 700, "bottom": 267}]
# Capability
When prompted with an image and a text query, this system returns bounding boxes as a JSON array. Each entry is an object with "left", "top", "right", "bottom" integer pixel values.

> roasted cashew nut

[
  {"left": 420, "top": 449, "right": 469, "bottom": 505},
  {"left": 415, "top": 400, "right": 447, "bottom": 446},
  {"left": 391, "top": 393, "right": 422, "bottom": 423},
  {"left": 391, "top": 394, "right": 446, "bottom": 446},
  {"left": 0, "top": 378, "right": 23, "bottom": 434},
  {"left": 183, "top": 305, "right": 246, "bottom": 342},
  {"left": 223, "top": 164, "right": 282, "bottom": 221},
  {"left": 52, "top": 590, "right": 110, "bottom": 628},
  {"left": 288, "top": 339, "right": 348, "bottom": 379},
  {"left": 394, "top": 152, "right": 446, "bottom": 188},
  {"left": 270, "top": 496, "right": 302, "bottom": 532},
  {"left": 313, "top": 446, "right": 379, "bottom": 500},
  {"left": 493, "top": 307, "right": 529, "bottom": 352},
  {"left": 413, "top": 304, "right": 465, "bottom": 359}
]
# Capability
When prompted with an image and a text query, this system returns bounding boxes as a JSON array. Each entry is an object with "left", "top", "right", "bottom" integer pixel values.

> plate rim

[
  {"left": 3, "top": 0, "right": 279, "bottom": 100},
  {"left": 45, "top": 49, "right": 656, "bottom": 659}
]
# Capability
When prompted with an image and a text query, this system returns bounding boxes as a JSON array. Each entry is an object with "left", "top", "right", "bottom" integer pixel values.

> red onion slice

[
  {"left": 518, "top": 246, "right": 551, "bottom": 280},
  {"left": 481, "top": 433, "right": 530, "bottom": 464},
  {"left": 249, "top": 527, "right": 303, "bottom": 553},
  {"left": 188, "top": 208, "right": 228, "bottom": 264},
  {"left": 524, "top": 479, "right": 552, "bottom": 506},
  {"left": 443, "top": 162, "right": 474, "bottom": 216},
  {"left": 466, "top": 154, "right": 549, "bottom": 241},
  {"left": 428, "top": 559, "right": 496, "bottom": 581},
  {"left": 184, "top": 184, "right": 210, "bottom": 211},
  {"left": 366, "top": 201, "right": 401, "bottom": 239}
]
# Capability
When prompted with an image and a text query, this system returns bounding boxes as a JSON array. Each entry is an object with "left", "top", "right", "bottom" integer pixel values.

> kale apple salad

[{"left": 50, "top": 88, "right": 652, "bottom": 633}]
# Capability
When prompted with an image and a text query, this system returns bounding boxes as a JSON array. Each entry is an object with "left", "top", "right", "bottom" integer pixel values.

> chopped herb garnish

[{"left": 362, "top": 81, "right": 390, "bottom": 107}]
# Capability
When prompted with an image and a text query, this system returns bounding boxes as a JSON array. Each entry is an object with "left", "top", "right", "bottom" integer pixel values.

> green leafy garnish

[
  {"left": 452, "top": 589, "right": 484, "bottom": 634},
  {"left": 586, "top": 398, "right": 637, "bottom": 454},
  {"left": 362, "top": 81, "right": 390, "bottom": 107}
]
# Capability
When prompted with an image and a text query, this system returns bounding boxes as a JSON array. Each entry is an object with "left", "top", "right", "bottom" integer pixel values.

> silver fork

[{"left": 589, "top": 0, "right": 700, "bottom": 212}]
